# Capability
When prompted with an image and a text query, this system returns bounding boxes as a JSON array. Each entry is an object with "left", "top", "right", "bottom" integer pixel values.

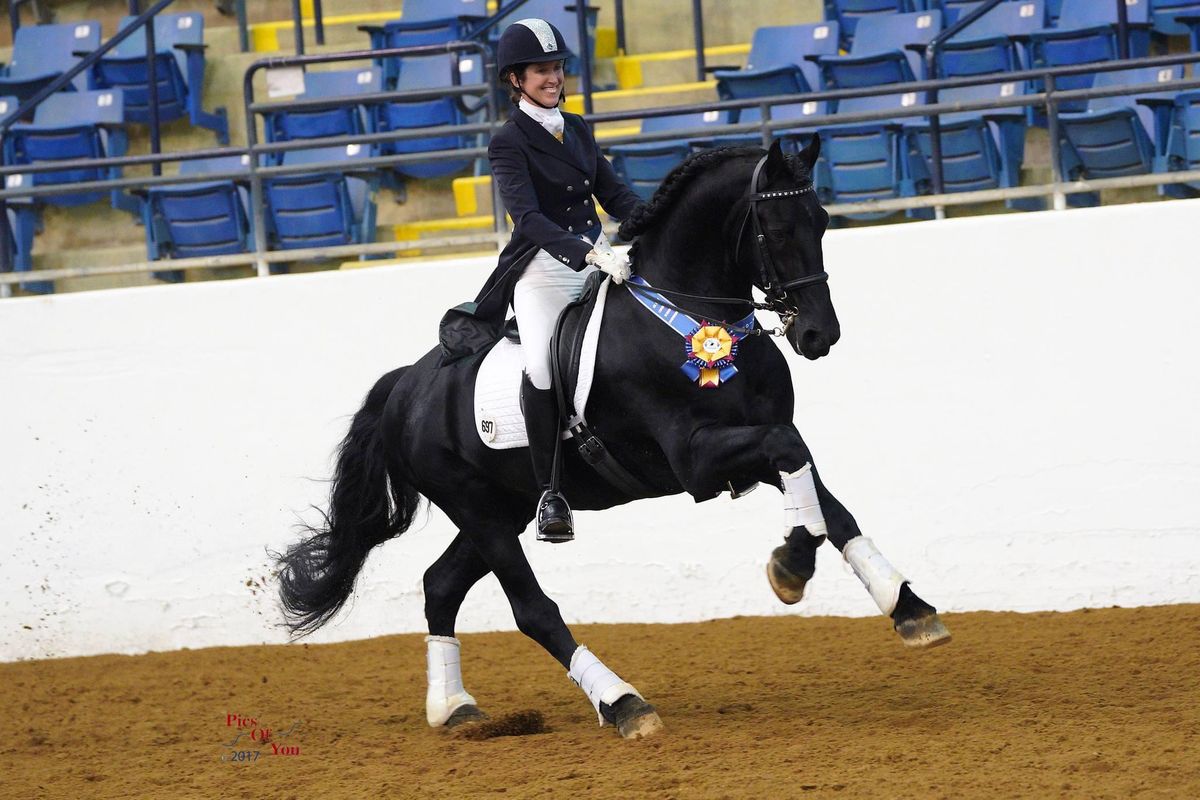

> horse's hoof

[
  {"left": 766, "top": 546, "right": 808, "bottom": 605},
  {"left": 445, "top": 704, "right": 489, "bottom": 729},
  {"left": 895, "top": 613, "right": 952, "bottom": 649},
  {"left": 609, "top": 695, "right": 664, "bottom": 740}
]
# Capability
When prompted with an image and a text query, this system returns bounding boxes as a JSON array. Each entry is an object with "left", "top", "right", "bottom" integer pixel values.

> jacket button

[
  {"left": 561, "top": 256, "right": 569, "bottom": 263},
  {"left": 566, "top": 206, "right": 572, "bottom": 211},
  {"left": 584, "top": 199, "right": 591, "bottom": 206},
  {"left": 567, "top": 185, "right": 574, "bottom": 191},
  {"left": 588, "top": 219, "right": 595, "bottom": 226},
  {"left": 568, "top": 225, "right": 574, "bottom": 232},
  {"left": 584, "top": 179, "right": 590, "bottom": 186}
]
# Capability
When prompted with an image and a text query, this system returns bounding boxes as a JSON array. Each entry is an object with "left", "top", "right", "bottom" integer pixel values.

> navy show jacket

[{"left": 472, "top": 109, "right": 644, "bottom": 326}]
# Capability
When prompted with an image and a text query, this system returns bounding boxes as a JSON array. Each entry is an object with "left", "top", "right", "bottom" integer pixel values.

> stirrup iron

[{"left": 536, "top": 489, "right": 574, "bottom": 543}]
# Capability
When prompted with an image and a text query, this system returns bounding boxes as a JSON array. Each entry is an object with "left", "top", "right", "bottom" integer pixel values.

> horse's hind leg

[
  {"left": 458, "top": 514, "right": 664, "bottom": 739},
  {"left": 422, "top": 533, "right": 492, "bottom": 729}
]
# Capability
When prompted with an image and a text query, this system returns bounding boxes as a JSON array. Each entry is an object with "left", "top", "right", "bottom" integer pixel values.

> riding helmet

[{"left": 497, "top": 18, "right": 573, "bottom": 76}]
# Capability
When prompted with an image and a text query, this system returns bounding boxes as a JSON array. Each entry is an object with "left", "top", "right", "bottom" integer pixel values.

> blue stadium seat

[
  {"left": 818, "top": 10, "right": 943, "bottom": 90},
  {"left": 361, "top": 0, "right": 488, "bottom": 88},
  {"left": 932, "top": 0, "right": 1056, "bottom": 26},
  {"left": 91, "top": 13, "right": 229, "bottom": 143},
  {"left": 0, "top": 21, "right": 100, "bottom": 101},
  {"left": 938, "top": 1, "right": 1045, "bottom": 77},
  {"left": 1027, "top": 0, "right": 1152, "bottom": 114},
  {"left": 3, "top": 89, "right": 131, "bottom": 209},
  {"left": 713, "top": 23, "right": 840, "bottom": 101},
  {"left": 262, "top": 67, "right": 383, "bottom": 157},
  {"left": 142, "top": 155, "right": 253, "bottom": 264},
  {"left": 1164, "top": 89, "right": 1200, "bottom": 195},
  {"left": 735, "top": 100, "right": 831, "bottom": 144},
  {"left": 264, "top": 145, "right": 378, "bottom": 251},
  {"left": 609, "top": 111, "right": 733, "bottom": 201},
  {"left": 1149, "top": 0, "right": 1200, "bottom": 35},
  {"left": 817, "top": 89, "right": 932, "bottom": 218},
  {"left": 372, "top": 54, "right": 483, "bottom": 180},
  {"left": 825, "top": 1, "right": 918, "bottom": 48},
  {"left": 1056, "top": 66, "right": 1185, "bottom": 205},
  {"left": 2, "top": 187, "right": 47, "bottom": 294},
  {"left": 906, "top": 79, "right": 1039, "bottom": 209},
  {"left": 491, "top": 0, "right": 599, "bottom": 75},
  {"left": 929, "top": 0, "right": 979, "bottom": 22}
]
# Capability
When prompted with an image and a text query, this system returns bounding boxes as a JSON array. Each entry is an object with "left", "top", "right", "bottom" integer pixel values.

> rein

[{"left": 626, "top": 154, "right": 829, "bottom": 339}]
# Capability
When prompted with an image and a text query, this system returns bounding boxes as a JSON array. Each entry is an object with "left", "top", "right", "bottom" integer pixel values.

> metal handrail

[
  {"left": 8, "top": 0, "right": 36, "bottom": 36},
  {"left": 585, "top": 50, "right": 1200, "bottom": 125},
  {"left": 8, "top": 164, "right": 1200, "bottom": 289}
]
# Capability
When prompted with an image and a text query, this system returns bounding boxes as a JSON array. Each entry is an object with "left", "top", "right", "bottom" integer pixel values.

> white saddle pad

[{"left": 473, "top": 279, "right": 611, "bottom": 449}]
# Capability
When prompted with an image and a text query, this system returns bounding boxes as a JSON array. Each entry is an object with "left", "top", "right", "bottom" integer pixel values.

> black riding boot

[{"left": 520, "top": 373, "right": 574, "bottom": 543}]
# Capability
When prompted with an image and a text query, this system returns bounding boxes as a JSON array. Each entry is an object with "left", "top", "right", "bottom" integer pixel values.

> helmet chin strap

[{"left": 517, "top": 81, "right": 561, "bottom": 110}]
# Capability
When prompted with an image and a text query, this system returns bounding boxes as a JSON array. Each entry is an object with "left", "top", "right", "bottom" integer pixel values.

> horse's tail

[{"left": 276, "top": 366, "right": 419, "bottom": 637}]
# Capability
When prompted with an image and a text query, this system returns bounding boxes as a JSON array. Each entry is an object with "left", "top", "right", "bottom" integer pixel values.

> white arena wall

[{"left": 2, "top": 199, "right": 1199, "bottom": 662}]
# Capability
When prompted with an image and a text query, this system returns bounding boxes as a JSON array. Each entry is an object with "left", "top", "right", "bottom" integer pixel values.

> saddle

[{"left": 472, "top": 273, "right": 649, "bottom": 495}]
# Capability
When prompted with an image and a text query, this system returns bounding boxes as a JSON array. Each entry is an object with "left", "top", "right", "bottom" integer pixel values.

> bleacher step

[
  {"left": 563, "top": 81, "right": 719, "bottom": 116},
  {"left": 613, "top": 44, "right": 750, "bottom": 90}
]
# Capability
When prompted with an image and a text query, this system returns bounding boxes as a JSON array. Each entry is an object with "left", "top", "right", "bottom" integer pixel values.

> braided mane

[{"left": 617, "top": 147, "right": 761, "bottom": 243}]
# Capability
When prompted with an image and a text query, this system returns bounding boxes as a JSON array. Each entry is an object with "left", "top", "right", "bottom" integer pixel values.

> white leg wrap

[
  {"left": 780, "top": 464, "right": 828, "bottom": 538},
  {"left": 425, "top": 635, "right": 477, "bottom": 727},
  {"left": 842, "top": 536, "right": 907, "bottom": 616},
  {"left": 568, "top": 646, "right": 642, "bottom": 727}
]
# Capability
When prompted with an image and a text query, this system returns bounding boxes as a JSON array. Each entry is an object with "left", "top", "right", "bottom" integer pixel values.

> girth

[{"left": 549, "top": 274, "right": 655, "bottom": 498}]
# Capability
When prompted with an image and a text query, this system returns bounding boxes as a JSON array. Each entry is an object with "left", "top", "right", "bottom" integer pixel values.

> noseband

[{"left": 625, "top": 153, "right": 829, "bottom": 338}]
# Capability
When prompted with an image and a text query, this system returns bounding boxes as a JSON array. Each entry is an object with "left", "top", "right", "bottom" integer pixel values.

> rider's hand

[{"left": 585, "top": 246, "right": 631, "bottom": 284}]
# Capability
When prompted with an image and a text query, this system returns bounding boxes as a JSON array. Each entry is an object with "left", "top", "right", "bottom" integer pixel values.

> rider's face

[{"left": 515, "top": 60, "right": 565, "bottom": 107}]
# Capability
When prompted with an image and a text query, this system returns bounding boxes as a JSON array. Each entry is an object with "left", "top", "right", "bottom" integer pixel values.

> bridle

[
  {"left": 625, "top": 154, "right": 829, "bottom": 338},
  {"left": 735, "top": 154, "right": 830, "bottom": 309}
]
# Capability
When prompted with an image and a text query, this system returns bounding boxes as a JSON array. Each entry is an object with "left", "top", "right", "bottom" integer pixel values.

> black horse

[{"left": 277, "top": 139, "right": 950, "bottom": 740}]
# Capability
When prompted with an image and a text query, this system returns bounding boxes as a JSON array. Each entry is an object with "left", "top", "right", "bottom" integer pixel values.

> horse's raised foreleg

[
  {"left": 682, "top": 424, "right": 951, "bottom": 648},
  {"left": 422, "top": 532, "right": 492, "bottom": 729},
  {"left": 458, "top": 515, "right": 664, "bottom": 739}
]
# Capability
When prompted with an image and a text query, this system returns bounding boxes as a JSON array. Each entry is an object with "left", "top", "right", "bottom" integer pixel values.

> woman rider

[{"left": 442, "top": 18, "right": 645, "bottom": 544}]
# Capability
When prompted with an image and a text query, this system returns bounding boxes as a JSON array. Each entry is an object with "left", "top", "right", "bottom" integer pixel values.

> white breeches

[{"left": 512, "top": 232, "right": 605, "bottom": 390}]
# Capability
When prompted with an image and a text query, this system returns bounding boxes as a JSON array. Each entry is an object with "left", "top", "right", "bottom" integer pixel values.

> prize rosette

[{"left": 680, "top": 324, "right": 742, "bottom": 388}]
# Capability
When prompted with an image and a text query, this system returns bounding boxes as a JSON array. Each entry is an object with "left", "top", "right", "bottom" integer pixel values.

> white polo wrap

[
  {"left": 568, "top": 645, "right": 642, "bottom": 726},
  {"left": 425, "top": 635, "right": 477, "bottom": 727},
  {"left": 842, "top": 536, "right": 907, "bottom": 616},
  {"left": 780, "top": 463, "right": 828, "bottom": 537}
]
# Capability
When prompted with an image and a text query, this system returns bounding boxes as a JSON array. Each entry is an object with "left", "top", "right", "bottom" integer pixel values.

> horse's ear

[
  {"left": 765, "top": 138, "right": 786, "bottom": 176},
  {"left": 797, "top": 134, "right": 821, "bottom": 170}
]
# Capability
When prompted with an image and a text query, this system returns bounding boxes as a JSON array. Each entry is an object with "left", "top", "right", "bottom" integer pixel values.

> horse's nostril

[{"left": 800, "top": 329, "right": 828, "bottom": 355}]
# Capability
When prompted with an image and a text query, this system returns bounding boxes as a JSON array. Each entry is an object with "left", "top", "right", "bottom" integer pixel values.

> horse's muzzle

[{"left": 790, "top": 325, "right": 839, "bottom": 360}]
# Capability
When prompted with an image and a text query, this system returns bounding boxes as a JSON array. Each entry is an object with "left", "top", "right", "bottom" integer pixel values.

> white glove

[{"left": 586, "top": 246, "right": 631, "bottom": 284}]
